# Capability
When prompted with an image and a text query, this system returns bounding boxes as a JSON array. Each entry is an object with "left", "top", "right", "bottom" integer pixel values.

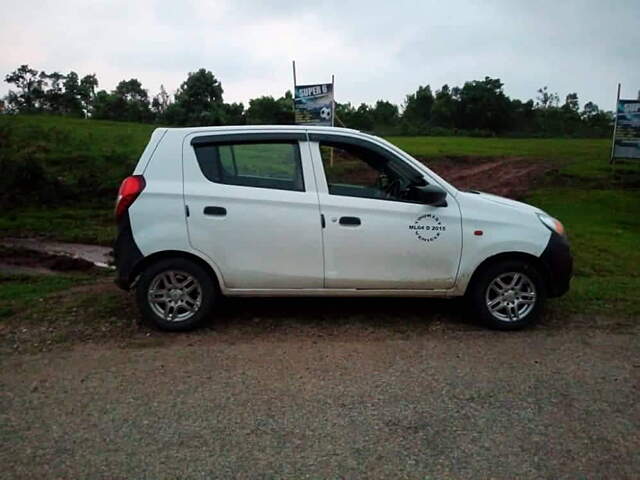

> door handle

[
  {"left": 203, "top": 206, "right": 227, "bottom": 216},
  {"left": 339, "top": 216, "right": 361, "bottom": 226}
]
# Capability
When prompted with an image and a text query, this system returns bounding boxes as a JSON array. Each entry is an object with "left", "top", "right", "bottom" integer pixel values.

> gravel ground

[{"left": 1, "top": 326, "right": 639, "bottom": 479}]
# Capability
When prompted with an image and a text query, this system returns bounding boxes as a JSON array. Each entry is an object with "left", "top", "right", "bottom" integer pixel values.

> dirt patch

[
  {"left": 421, "top": 156, "right": 552, "bottom": 199},
  {"left": 0, "top": 246, "right": 95, "bottom": 272},
  {"left": 1, "top": 238, "right": 112, "bottom": 267}
]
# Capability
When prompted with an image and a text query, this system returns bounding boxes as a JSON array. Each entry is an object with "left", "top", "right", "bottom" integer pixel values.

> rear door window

[{"left": 193, "top": 141, "right": 304, "bottom": 192}]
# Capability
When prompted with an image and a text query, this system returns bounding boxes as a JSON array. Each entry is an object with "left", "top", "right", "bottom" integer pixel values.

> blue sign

[
  {"left": 294, "top": 83, "right": 334, "bottom": 126},
  {"left": 613, "top": 99, "right": 640, "bottom": 159}
]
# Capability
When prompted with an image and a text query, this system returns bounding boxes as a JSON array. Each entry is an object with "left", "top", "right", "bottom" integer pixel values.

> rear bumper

[
  {"left": 539, "top": 231, "right": 573, "bottom": 297},
  {"left": 113, "top": 212, "right": 143, "bottom": 290}
]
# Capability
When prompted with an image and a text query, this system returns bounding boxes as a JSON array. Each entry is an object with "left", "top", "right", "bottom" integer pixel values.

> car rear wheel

[
  {"left": 470, "top": 259, "right": 547, "bottom": 330},
  {"left": 136, "top": 258, "right": 216, "bottom": 331}
]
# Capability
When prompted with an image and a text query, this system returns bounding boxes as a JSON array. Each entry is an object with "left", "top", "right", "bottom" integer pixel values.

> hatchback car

[{"left": 114, "top": 126, "right": 572, "bottom": 331}]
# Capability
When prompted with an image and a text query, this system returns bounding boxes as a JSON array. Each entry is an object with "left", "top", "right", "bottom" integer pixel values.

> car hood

[{"left": 460, "top": 190, "right": 544, "bottom": 215}]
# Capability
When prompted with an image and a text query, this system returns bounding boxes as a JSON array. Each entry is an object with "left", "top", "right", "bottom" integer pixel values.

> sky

[{"left": 1, "top": 0, "right": 638, "bottom": 110}]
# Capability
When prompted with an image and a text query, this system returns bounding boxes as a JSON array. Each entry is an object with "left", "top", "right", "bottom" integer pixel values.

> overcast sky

[{"left": 1, "top": 0, "right": 638, "bottom": 110}]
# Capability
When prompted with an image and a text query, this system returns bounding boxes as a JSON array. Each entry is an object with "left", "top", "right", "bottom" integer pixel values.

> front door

[
  {"left": 183, "top": 133, "right": 324, "bottom": 289},
  {"left": 310, "top": 137, "right": 462, "bottom": 289}
]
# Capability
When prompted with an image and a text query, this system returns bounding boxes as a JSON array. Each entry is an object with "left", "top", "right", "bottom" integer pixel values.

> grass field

[{"left": 1, "top": 114, "right": 639, "bottom": 320}]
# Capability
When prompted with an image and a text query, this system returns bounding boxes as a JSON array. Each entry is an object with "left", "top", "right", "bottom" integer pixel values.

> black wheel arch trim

[
  {"left": 539, "top": 231, "right": 573, "bottom": 297},
  {"left": 464, "top": 233, "right": 572, "bottom": 299}
]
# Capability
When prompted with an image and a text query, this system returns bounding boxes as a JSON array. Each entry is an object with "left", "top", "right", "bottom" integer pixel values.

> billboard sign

[
  {"left": 613, "top": 99, "right": 640, "bottom": 160},
  {"left": 294, "top": 83, "right": 334, "bottom": 126}
]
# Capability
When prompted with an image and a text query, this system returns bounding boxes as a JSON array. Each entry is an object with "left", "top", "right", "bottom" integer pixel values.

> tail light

[{"left": 115, "top": 175, "right": 146, "bottom": 221}]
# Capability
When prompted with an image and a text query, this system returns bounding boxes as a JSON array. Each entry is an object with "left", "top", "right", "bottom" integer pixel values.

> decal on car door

[{"left": 409, "top": 213, "right": 446, "bottom": 243}]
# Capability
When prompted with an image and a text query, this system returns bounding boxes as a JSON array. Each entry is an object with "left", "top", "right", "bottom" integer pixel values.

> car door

[
  {"left": 183, "top": 131, "right": 324, "bottom": 289},
  {"left": 309, "top": 134, "right": 462, "bottom": 290}
]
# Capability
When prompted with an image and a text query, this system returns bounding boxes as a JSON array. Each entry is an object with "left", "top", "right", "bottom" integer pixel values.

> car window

[
  {"left": 194, "top": 141, "right": 304, "bottom": 192},
  {"left": 319, "top": 141, "right": 422, "bottom": 201}
]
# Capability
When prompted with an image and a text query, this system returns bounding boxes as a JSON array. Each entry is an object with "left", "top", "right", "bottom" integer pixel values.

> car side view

[{"left": 114, "top": 126, "right": 572, "bottom": 331}]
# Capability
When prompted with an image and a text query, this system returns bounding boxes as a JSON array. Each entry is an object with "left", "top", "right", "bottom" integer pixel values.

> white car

[{"left": 114, "top": 126, "right": 572, "bottom": 331}]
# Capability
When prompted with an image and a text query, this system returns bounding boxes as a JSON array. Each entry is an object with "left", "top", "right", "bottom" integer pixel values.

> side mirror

[{"left": 409, "top": 184, "right": 447, "bottom": 207}]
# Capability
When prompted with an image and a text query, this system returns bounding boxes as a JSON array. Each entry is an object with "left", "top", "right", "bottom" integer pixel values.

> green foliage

[
  {"left": 372, "top": 100, "right": 400, "bottom": 128},
  {"left": 245, "top": 91, "right": 292, "bottom": 125},
  {"left": 93, "top": 78, "right": 153, "bottom": 123},
  {"left": 402, "top": 85, "right": 434, "bottom": 129},
  {"left": 335, "top": 102, "right": 374, "bottom": 131},
  {"left": 0, "top": 206, "right": 114, "bottom": 245},
  {"left": 0, "top": 114, "right": 155, "bottom": 209},
  {"left": 528, "top": 186, "right": 640, "bottom": 318},
  {"left": 164, "top": 68, "right": 227, "bottom": 126},
  {"left": 3, "top": 65, "right": 613, "bottom": 137}
]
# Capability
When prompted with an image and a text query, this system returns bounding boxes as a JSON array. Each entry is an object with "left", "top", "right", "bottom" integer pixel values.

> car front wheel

[
  {"left": 136, "top": 258, "right": 216, "bottom": 331},
  {"left": 470, "top": 259, "right": 547, "bottom": 330}
]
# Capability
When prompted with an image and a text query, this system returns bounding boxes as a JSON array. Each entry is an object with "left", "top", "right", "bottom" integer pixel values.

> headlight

[{"left": 537, "top": 213, "right": 566, "bottom": 236}]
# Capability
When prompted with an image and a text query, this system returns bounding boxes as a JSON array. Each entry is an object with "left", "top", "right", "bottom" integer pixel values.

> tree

[
  {"left": 61, "top": 72, "right": 84, "bottom": 116},
  {"left": 536, "top": 86, "right": 560, "bottom": 109},
  {"left": 92, "top": 78, "right": 152, "bottom": 122},
  {"left": 79, "top": 74, "right": 98, "bottom": 117},
  {"left": 509, "top": 98, "right": 535, "bottom": 133},
  {"left": 4, "top": 65, "right": 45, "bottom": 112},
  {"left": 41, "top": 71, "right": 66, "bottom": 113},
  {"left": 402, "top": 85, "right": 434, "bottom": 127},
  {"left": 335, "top": 102, "right": 375, "bottom": 130},
  {"left": 245, "top": 92, "right": 292, "bottom": 124},
  {"left": 169, "top": 69, "right": 225, "bottom": 125},
  {"left": 431, "top": 85, "right": 456, "bottom": 129},
  {"left": 455, "top": 77, "right": 511, "bottom": 132},
  {"left": 581, "top": 101, "right": 599, "bottom": 120},
  {"left": 151, "top": 84, "right": 171, "bottom": 117},
  {"left": 223, "top": 102, "right": 245, "bottom": 125},
  {"left": 563, "top": 93, "right": 579, "bottom": 113},
  {"left": 373, "top": 100, "right": 399, "bottom": 127}
]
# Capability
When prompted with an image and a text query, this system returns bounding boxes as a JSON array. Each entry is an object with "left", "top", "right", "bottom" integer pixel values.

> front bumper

[{"left": 539, "top": 231, "right": 573, "bottom": 297}]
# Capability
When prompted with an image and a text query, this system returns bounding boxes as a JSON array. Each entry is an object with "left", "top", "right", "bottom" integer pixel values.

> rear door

[
  {"left": 183, "top": 131, "right": 324, "bottom": 289},
  {"left": 309, "top": 134, "right": 462, "bottom": 289}
]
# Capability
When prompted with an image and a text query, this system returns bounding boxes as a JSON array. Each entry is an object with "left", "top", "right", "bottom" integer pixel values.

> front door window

[{"left": 319, "top": 142, "right": 423, "bottom": 202}]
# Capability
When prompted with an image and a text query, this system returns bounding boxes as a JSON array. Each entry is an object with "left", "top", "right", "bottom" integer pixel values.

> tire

[
  {"left": 469, "top": 259, "right": 547, "bottom": 330},
  {"left": 135, "top": 257, "right": 217, "bottom": 331}
]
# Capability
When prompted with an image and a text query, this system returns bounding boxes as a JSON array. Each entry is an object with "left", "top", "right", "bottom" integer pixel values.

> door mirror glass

[{"left": 409, "top": 184, "right": 447, "bottom": 206}]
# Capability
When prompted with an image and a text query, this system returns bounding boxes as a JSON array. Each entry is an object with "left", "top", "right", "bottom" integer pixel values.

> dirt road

[
  {"left": 426, "top": 156, "right": 551, "bottom": 199},
  {"left": 2, "top": 325, "right": 639, "bottom": 479}
]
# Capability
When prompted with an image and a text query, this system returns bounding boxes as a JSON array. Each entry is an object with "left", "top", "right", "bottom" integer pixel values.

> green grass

[
  {"left": 0, "top": 114, "right": 157, "bottom": 210},
  {"left": 528, "top": 187, "right": 640, "bottom": 317},
  {"left": 0, "top": 273, "right": 92, "bottom": 319},
  {"left": 0, "top": 206, "right": 114, "bottom": 245},
  {"left": 387, "top": 136, "right": 612, "bottom": 180},
  {"left": 1, "top": 115, "right": 638, "bottom": 319},
  {"left": 0, "top": 114, "right": 154, "bottom": 243},
  {"left": 0, "top": 114, "right": 156, "bottom": 181}
]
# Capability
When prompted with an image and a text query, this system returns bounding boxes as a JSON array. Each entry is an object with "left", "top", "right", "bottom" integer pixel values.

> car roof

[{"left": 159, "top": 124, "right": 364, "bottom": 136}]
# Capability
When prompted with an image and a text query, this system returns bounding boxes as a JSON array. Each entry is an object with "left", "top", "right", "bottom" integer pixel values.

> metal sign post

[
  {"left": 610, "top": 83, "right": 621, "bottom": 164},
  {"left": 292, "top": 60, "right": 297, "bottom": 120}
]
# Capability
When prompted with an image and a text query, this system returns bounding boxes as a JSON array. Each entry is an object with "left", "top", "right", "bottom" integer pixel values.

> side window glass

[
  {"left": 320, "top": 142, "right": 417, "bottom": 201},
  {"left": 194, "top": 141, "right": 304, "bottom": 192}
]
